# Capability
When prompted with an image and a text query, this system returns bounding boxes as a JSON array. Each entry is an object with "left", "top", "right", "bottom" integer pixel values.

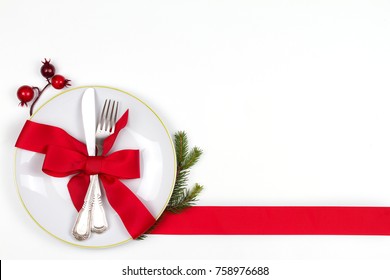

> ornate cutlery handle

[
  {"left": 72, "top": 175, "right": 96, "bottom": 240},
  {"left": 91, "top": 179, "right": 108, "bottom": 233}
]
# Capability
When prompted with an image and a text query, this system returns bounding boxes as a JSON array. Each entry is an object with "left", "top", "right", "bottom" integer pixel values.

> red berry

[
  {"left": 40, "top": 58, "right": 56, "bottom": 79},
  {"left": 17, "top": 85, "right": 35, "bottom": 106},
  {"left": 51, "top": 75, "right": 71, "bottom": 89}
]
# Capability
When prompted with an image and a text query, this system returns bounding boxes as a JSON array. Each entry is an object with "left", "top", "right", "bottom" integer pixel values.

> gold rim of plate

[{"left": 14, "top": 85, "right": 177, "bottom": 249}]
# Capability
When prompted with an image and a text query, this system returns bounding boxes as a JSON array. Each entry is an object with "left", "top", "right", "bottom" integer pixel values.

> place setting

[{"left": 15, "top": 72, "right": 176, "bottom": 247}]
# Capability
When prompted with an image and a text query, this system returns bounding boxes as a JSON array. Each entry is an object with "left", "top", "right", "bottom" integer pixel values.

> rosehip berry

[
  {"left": 51, "top": 75, "right": 71, "bottom": 89},
  {"left": 40, "top": 59, "right": 56, "bottom": 79},
  {"left": 17, "top": 85, "right": 35, "bottom": 106}
]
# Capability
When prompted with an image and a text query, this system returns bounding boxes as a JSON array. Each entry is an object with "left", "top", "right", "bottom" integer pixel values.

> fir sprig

[
  {"left": 137, "top": 131, "right": 203, "bottom": 240},
  {"left": 168, "top": 131, "right": 203, "bottom": 212}
]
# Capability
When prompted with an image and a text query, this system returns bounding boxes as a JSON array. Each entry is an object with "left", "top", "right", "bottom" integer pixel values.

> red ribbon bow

[
  {"left": 15, "top": 110, "right": 155, "bottom": 239},
  {"left": 42, "top": 146, "right": 141, "bottom": 178}
]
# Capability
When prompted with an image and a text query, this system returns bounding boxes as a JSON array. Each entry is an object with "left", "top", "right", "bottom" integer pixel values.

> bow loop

[{"left": 42, "top": 145, "right": 86, "bottom": 177}]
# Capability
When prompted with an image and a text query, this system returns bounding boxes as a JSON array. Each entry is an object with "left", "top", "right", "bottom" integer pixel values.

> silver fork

[
  {"left": 72, "top": 99, "right": 119, "bottom": 240},
  {"left": 91, "top": 99, "right": 119, "bottom": 233}
]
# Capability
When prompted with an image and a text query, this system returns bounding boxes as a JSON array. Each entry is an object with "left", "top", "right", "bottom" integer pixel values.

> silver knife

[{"left": 72, "top": 88, "right": 97, "bottom": 240}]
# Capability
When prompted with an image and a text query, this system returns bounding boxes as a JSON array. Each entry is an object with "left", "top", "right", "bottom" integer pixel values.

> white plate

[{"left": 14, "top": 86, "right": 176, "bottom": 248}]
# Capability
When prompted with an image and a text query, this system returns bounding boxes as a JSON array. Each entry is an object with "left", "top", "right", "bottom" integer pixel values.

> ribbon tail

[
  {"left": 102, "top": 110, "right": 129, "bottom": 155},
  {"left": 15, "top": 120, "right": 87, "bottom": 154},
  {"left": 100, "top": 175, "right": 155, "bottom": 239},
  {"left": 68, "top": 174, "right": 90, "bottom": 211}
]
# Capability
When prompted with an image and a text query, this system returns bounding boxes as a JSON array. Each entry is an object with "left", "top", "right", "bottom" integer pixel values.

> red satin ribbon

[
  {"left": 15, "top": 110, "right": 155, "bottom": 239},
  {"left": 151, "top": 206, "right": 390, "bottom": 235},
  {"left": 16, "top": 113, "right": 390, "bottom": 237}
]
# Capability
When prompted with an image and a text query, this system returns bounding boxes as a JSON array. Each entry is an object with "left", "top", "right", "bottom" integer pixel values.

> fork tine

[
  {"left": 104, "top": 100, "right": 112, "bottom": 131},
  {"left": 110, "top": 101, "right": 119, "bottom": 132},
  {"left": 99, "top": 99, "right": 108, "bottom": 130},
  {"left": 108, "top": 100, "right": 114, "bottom": 132},
  {"left": 97, "top": 99, "right": 119, "bottom": 132}
]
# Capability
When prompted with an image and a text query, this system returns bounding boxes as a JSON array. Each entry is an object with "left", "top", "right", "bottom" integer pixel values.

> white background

[{"left": 1, "top": 0, "right": 390, "bottom": 266}]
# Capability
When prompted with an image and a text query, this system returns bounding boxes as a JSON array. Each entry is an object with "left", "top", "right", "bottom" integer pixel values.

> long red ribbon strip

[
  {"left": 15, "top": 117, "right": 390, "bottom": 236},
  {"left": 151, "top": 206, "right": 390, "bottom": 235}
]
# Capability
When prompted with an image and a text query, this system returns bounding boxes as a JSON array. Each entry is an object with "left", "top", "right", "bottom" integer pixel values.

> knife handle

[
  {"left": 72, "top": 175, "right": 95, "bottom": 241},
  {"left": 91, "top": 179, "right": 108, "bottom": 233}
]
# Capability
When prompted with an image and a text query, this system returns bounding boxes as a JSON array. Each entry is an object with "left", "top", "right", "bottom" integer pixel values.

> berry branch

[
  {"left": 30, "top": 82, "right": 51, "bottom": 116},
  {"left": 17, "top": 59, "right": 71, "bottom": 116}
]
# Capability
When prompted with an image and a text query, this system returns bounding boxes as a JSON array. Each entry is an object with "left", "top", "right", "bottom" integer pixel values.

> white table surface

[{"left": 1, "top": 0, "right": 390, "bottom": 260}]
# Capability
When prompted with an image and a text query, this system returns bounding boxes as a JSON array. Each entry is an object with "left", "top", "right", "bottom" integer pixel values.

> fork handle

[
  {"left": 91, "top": 179, "right": 108, "bottom": 233},
  {"left": 72, "top": 175, "right": 96, "bottom": 240}
]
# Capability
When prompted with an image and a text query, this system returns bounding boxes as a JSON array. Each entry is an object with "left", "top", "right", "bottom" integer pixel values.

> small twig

[{"left": 29, "top": 81, "right": 51, "bottom": 116}]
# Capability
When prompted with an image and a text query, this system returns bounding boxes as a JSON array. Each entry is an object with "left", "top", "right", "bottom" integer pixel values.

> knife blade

[
  {"left": 82, "top": 88, "right": 96, "bottom": 156},
  {"left": 72, "top": 88, "right": 97, "bottom": 241}
]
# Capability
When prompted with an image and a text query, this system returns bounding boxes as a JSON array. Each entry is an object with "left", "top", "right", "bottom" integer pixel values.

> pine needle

[
  {"left": 183, "top": 147, "right": 202, "bottom": 170},
  {"left": 166, "top": 184, "right": 204, "bottom": 213},
  {"left": 175, "top": 131, "right": 189, "bottom": 165}
]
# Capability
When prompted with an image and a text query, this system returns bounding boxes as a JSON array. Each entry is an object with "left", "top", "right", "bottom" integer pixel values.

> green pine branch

[
  {"left": 137, "top": 131, "right": 204, "bottom": 240},
  {"left": 168, "top": 131, "right": 203, "bottom": 212}
]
